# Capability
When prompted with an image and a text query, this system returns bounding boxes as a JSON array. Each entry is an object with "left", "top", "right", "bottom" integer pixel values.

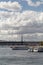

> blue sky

[
  {"left": 0, "top": 0, "right": 43, "bottom": 41},
  {"left": 0, "top": 0, "right": 43, "bottom": 11}
]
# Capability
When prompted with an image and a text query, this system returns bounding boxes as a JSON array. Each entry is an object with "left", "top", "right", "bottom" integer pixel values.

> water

[{"left": 0, "top": 46, "right": 43, "bottom": 65}]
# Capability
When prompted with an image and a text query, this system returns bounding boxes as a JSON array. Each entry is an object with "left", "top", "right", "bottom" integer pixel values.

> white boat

[
  {"left": 33, "top": 48, "right": 38, "bottom": 52},
  {"left": 28, "top": 48, "right": 33, "bottom": 52},
  {"left": 28, "top": 47, "right": 38, "bottom": 52}
]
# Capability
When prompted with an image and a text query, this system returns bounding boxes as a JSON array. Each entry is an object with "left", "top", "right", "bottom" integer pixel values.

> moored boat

[
  {"left": 38, "top": 47, "right": 43, "bottom": 52},
  {"left": 12, "top": 45, "right": 29, "bottom": 50},
  {"left": 33, "top": 48, "right": 38, "bottom": 52}
]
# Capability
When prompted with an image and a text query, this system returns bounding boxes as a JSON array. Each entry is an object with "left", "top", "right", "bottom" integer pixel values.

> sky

[{"left": 0, "top": 0, "right": 43, "bottom": 41}]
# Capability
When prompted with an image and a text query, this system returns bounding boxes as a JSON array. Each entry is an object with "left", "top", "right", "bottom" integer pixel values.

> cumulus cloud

[
  {"left": 0, "top": 1, "right": 43, "bottom": 41},
  {"left": 23, "top": 33, "right": 43, "bottom": 41},
  {"left": 0, "top": 1, "right": 22, "bottom": 11},
  {"left": 0, "top": 10, "right": 43, "bottom": 41},
  {"left": 15, "top": 10, "right": 43, "bottom": 34},
  {"left": 23, "top": 0, "right": 43, "bottom": 7}
]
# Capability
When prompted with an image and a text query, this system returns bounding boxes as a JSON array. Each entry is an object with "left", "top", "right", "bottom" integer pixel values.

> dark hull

[
  {"left": 12, "top": 47, "right": 29, "bottom": 50},
  {"left": 38, "top": 47, "right": 43, "bottom": 52}
]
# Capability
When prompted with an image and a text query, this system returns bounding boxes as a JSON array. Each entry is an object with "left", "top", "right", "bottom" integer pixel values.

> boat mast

[{"left": 21, "top": 34, "right": 23, "bottom": 45}]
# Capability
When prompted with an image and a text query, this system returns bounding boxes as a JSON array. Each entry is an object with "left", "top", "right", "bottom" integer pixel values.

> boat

[
  {"left": 12, "top": 45, "right": 29, "bottom": 50},
  {"left": 28, "top": 47, "right": 43, "bottom": 52},
  {"left": 28, "top": 47, "right": 33, "bottom": 52},
  {"left": 38, "top": 47, "right": 43, "bottom": 52},
  {"left": 28, "top": 47, "right": 38, "bottom": 52},
  {"left": 33, "top": 48, "right": 38, "bottom": 52},
  {"left": 12, "top": 35, "right": 29, "bottom": 50}
]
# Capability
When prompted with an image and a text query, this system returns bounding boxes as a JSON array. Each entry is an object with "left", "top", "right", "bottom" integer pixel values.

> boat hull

[
  {"left": 12, "top": 46, "right": 29, "bottom": 50},
  {"left": 38, "top": 47, "right": 43, "bottom": 52}
]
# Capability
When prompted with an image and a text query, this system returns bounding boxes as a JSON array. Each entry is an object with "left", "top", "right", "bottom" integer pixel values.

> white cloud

[
  {"left": 0, "top": 10, "right": 43, "bottom": 41},
  {"left": 24, "top": 33, "right": 43, "bottom": 41},
  {"left": 0, "top": 1, "right": 22, "bottom": 11},
  {"left": 23, "top": 0, "right": 43, "bottom": 7}
]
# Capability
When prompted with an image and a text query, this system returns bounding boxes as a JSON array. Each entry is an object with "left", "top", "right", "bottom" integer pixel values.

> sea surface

[{"left": 0, "top": 45, "right": 43, "bottom": 65}]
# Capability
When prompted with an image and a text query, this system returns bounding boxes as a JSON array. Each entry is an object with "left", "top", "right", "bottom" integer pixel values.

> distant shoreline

[{"left": 0, "top": 41, "right": 41, "bottom": 45}]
